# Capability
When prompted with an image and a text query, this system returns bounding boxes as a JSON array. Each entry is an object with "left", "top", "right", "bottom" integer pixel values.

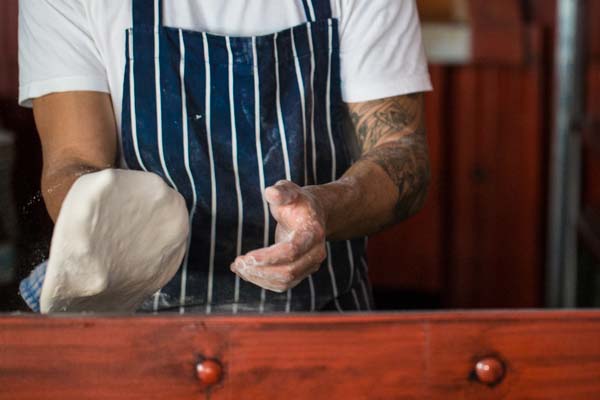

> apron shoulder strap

[
  {"left": 301, "top": 0, "right": 332, "bottom": 22},
  {"left": 132, "top": 0, "right": 162, "bottom": 28}
]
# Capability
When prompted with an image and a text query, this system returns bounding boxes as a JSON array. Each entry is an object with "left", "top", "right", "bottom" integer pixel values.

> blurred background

[{"left": 0, "top": 0, "right": 598, "bottom": 311}]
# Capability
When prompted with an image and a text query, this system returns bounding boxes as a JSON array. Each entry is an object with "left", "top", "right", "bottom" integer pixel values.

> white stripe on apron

[
  {"left": 177, "top": 29, "right": 198, "bottom": 313},
  {"left": 324, "top": 21, "right": 342, "bottom": 312},
  {"left": 203, "top": 32, "right": 218, "bottom": 315},
  {"left": 252, "top": 37, "right": 269, "bottom": 314},
  {"left": 291, "top": 27, "right": 316, "bottom": 311},
  {"left": 273, "top": 32, "right": 295, "bottom": 313},
  {"left": 128, "top": 30, "right": 147, "bottom": 172},
  {"left": 226, "top": 37, "right": 245, "bottom": 315}
]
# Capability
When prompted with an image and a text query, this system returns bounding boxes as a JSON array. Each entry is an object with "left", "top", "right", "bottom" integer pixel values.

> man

[{"left": 18, "top": 0, "right": 432, "bottom": 313}]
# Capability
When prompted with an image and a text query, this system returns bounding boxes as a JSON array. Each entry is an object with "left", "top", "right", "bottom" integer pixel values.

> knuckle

[
  {"left": 280, "top": 242, "right": 298, "bottom": 262},
  {"left": 280, "top": 270, "right": 295, "bottom": 284},
  {"left": 313, "top": 224, "right": 326, "bottom": 241},
  {"left": 279, "top": 180, "right": 299, "bottom": 190},
  {"left": 317, "top": 245, "right": 327, "bottom": 262},
  {"left": 288, "top": 242, "right": 301, "bottom": 258}
]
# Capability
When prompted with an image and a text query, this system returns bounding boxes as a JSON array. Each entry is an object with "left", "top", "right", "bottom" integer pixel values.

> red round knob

[
  {"left": 196, "top": 359, "right": 223, "bottom": 386},
  {"left": 475, "top": 357, "right": 505, "bottom": 385}
]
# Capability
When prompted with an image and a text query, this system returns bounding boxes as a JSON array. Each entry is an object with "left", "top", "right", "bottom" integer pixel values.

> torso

[
  {"left": 79, "top": 0, "right": 344, "bottom": 153},
  {"left": 120, "top": 0, "right": 373, "bottom": 313}
]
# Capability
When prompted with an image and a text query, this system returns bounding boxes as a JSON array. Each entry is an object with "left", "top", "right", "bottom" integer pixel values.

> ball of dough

[{"left": 40, "top": 169, "right": 189, "bottom": 313}]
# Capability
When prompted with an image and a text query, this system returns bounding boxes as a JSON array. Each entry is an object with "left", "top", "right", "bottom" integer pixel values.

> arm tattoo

[{"left": 347, "top": 94, "right": 431, "bottom": 221}]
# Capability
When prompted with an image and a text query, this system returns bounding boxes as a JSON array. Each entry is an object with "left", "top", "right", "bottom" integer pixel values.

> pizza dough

[{"left": 40, "top": 169, "right": 189, "bottom": 313}]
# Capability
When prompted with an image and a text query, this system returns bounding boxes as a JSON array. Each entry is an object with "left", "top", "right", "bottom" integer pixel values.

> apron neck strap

[
  {"left": 132, "top": 0, "right": 162, "bottom": 28},
  {"left": 301, "top": 0, "right": 332, "bottom": 22}
]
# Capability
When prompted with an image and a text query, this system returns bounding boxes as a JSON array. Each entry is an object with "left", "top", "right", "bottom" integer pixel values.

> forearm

[
  {"left": 231, "top": 94, "right": 430, "bottom": 292},
  {"left": 308, "top": 142, "right": 430, "bottom": 241},
  {"left": 307, "top": 93, "right": 430, "bottom": 241},
  {"left": 304, "top": 163, "right": 395, "bottom": 240}
]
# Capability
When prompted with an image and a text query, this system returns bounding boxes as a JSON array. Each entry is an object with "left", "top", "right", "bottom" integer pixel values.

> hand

[{"left": 230, "top": 180, "right": 327, "bottom": 293}]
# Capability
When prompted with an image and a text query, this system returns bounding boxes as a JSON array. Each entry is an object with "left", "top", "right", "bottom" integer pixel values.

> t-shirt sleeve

[
  {"left": 338, "top": 0, "right": 432, "bottom": 103},
  {"left": 18, "top": 0, "right": 109, "bottom": 107}
]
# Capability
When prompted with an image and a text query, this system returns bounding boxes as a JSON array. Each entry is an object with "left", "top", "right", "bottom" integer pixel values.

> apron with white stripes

[{"left": 121, "top": 0, "right": 374, "bottom": 313}]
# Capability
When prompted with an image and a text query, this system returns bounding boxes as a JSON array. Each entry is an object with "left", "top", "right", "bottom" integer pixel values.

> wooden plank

[
  {"left": 471, "top": 27, "right": 526, "bottom": 65},
  {"left": 468, "top": 0, "right": 521, "bottom": 25},
  {"left": 448, "top": 65, "right": 479, "bottom": 306},
  {"left": 468, "top": 0, "right": 526, "bottom": 65},
  {"left": 447, "top": 27, "right": 544, "bottom": 308},
  {"left": 589, "top": 0, "right": 600, "bottom": 61},
  {"left": 367, "top": 66, "right": 446, "bottom": 294},
  {"left": 490, "top": 58, "right": 543, "bottom": 307},
  {"left": 527, "top": 0, "right": 557, "bottom": 29},
  {"left": 579, "top": 206, "right": 600, "bottom": 262},
  {"left": 417, "top": 0, "right": 469, "bottom": 22},
  {"left": 417, "top": 0, "right": 457, "bottom": 21},
  {"left": 583, "top": 64, "right": 600, "bottom": 208},
  {"left": 477, "top": 66, "right": 500, "bottom": 307},
  {"left": 0, "top": 0, "right": 18, "bottom": 98},
  {"left": 1, "top": 311, "right": 600, "bottom": 399}
]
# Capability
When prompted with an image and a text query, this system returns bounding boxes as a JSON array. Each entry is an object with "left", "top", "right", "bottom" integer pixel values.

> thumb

[{"left": 264, "top": 180, "right": 299, "bottom": 207}]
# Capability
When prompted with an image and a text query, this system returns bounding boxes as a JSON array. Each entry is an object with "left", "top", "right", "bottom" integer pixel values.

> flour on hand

[{"left": 40, "top": 169, "right": 189, "bottom": 313}]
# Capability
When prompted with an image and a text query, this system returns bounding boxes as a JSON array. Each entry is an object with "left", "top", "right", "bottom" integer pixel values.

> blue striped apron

[{"left": 22, "top": 0, "right": 375, "bottom": 314}]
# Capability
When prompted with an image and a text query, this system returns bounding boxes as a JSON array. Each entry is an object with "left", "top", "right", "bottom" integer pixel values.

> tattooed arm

[
  {"left": 231, "top": 93, "right": 430, "bottom": 291},
  {"left": 304, "top": 93, "right": 431, "bottom": 240},
  {"left": 351, "top": 93, "right": 430, "bottom": 221}
]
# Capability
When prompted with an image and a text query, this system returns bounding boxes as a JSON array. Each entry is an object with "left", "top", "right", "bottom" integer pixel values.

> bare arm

[
  {"left": 231, "top": 93, "right": 431, "bottom": 292},
  {"left": 308, "top": 93, "right": 431, "bottom": 239},
  {"left": 33, "top": 91, "right": 117, "bottom": 221}
]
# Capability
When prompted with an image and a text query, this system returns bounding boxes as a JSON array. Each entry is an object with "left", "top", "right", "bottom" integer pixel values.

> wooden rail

[{"left": 1, "top": 310, "right": 600, "bottom": 399}]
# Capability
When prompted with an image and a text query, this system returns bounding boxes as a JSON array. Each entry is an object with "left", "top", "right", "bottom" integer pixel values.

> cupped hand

[{"left": 230, "top": 180, "right": 327, "bottom": 293}]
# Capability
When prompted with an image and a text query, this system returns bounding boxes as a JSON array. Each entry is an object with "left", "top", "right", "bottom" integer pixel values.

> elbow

[
  {"left": 394, "top": 160, "right": 431, "bottom": 222},
  {"left": 41, "top": 161, "right": 104, "bottom": 221}
]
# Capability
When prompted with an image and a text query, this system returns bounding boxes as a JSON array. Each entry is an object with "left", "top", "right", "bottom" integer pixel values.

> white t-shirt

[{"left": 19, "top": 0, "right": 432, "bottom": 131}]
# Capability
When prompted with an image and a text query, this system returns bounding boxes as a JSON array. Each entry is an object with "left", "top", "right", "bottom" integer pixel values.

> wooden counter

[{"left": 1, "top": 310, "right": 599, "bottom": 399}]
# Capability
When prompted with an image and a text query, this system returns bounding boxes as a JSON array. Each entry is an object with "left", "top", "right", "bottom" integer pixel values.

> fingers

[
  {"left": 264, "top": 180, "right": 300, "bottom": 207},
  {"left": 231, "top": 243, "right": 327, "bottom": 293},
  {"left": 242, "top": 229, "right": 315, "bottom": 265}
]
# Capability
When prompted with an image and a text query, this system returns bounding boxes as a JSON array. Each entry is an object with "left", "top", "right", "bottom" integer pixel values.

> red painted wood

[
  {"left": 367, "top": 66, "right": 446, "bottom": 294},
  {"left": 447, "top": 39, "right": 544, "bottom": 307},
  {"left": 469, "top": 0, "right": 526, "bottom": 65},
  {"left": 0, "top": 0, "right": 18, "bottom": 98},
  {"left": 589, "top": 0, "right": 600, "bottom": 61},
  {"left": 527, "top": 0, "right": 556, "bottom": 29},
  {"left": 469, "top": 0, "right": 522, "bottom": 25},
  {"left": 1, "top": 311, "right": 600, "bottom": 399},
  {"left": 579, "top": 207, "right": 600, "bottom": 261},
  {"left": 581, "top": 63, "right": 600, "bottom": 261},
  {"left": 448, "top": 65, "right": 479, "bottom": 306},
  {"left": 584, "top": 65, "right": 600, "bottom": 209}
]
